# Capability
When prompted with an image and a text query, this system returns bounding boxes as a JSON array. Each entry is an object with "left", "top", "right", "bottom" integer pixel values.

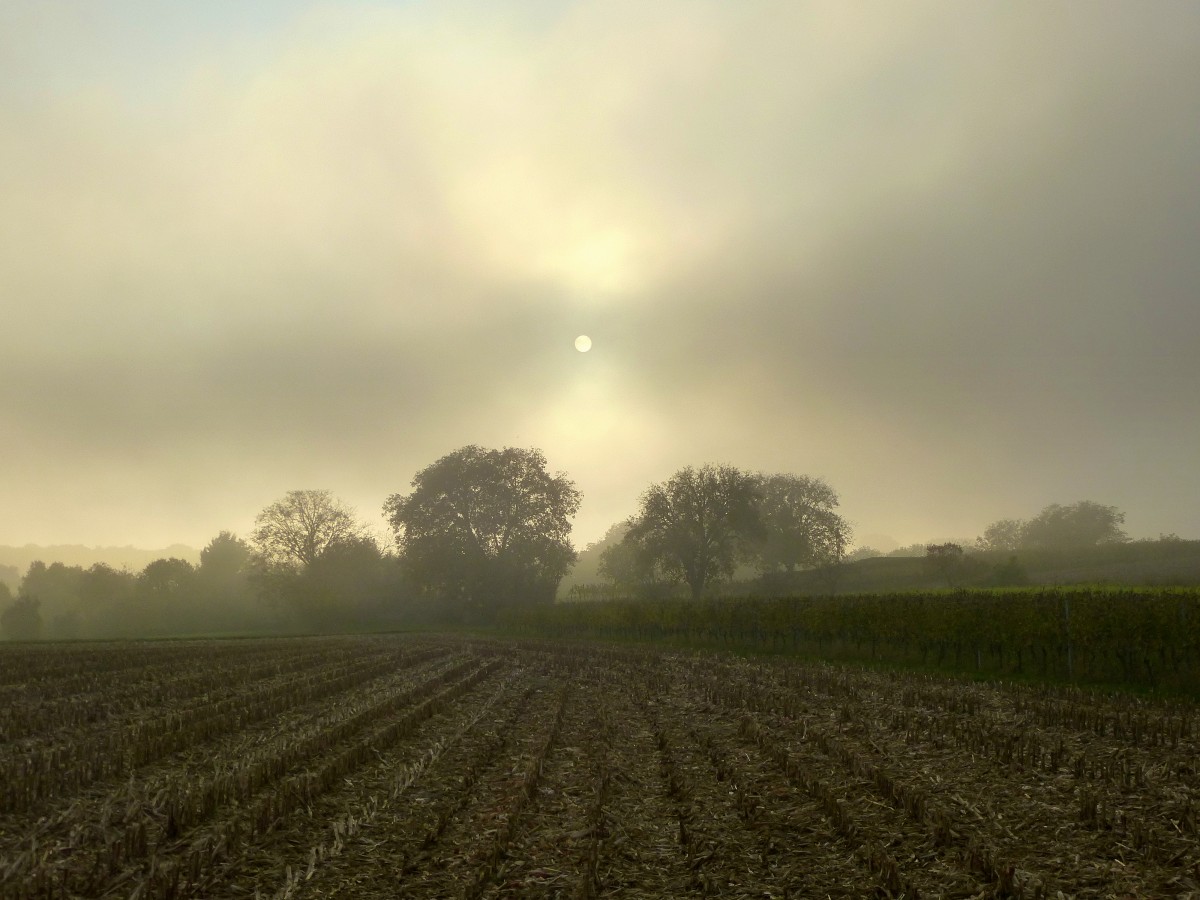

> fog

[{"left": 2, "top": 0, "right": 1198, "bottom": 551}]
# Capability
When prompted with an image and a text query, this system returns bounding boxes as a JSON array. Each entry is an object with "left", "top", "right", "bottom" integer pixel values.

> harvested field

[{"left": 1, "top": 635, "right": 1198, "bottom": 898}]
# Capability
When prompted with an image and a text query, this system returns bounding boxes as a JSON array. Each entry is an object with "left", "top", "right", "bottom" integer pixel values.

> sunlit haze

[{"left": 2, "top": 0, "right": 1198, "bottom": 552}]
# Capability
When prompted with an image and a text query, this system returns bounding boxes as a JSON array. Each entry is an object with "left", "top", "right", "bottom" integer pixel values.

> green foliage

[{"left": 384, "top": 445, "right": 581, "bottom": 621}]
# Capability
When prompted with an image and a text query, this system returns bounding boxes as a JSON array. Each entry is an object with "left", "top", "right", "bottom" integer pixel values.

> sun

[{"left": 574, "top": 335, "right": 592, "bottom": 352}]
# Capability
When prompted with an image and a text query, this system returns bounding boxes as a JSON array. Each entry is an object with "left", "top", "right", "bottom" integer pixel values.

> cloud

[{"left": 1, "top": 0, "right": 1198, "bottom": 548}]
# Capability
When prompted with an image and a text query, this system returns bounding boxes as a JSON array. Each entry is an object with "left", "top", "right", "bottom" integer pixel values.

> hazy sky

[{"left": 3, "top": 0, "right": 1198, "bottom": 552}]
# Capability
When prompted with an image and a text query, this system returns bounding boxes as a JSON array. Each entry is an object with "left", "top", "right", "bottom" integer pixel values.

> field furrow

[{"left": 4, "top": 635, "right": 1199, "bottom": 900}]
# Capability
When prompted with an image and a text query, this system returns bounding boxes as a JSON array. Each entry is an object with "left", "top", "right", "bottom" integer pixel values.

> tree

[
  {"left": 925, "top": 542, "right": 966, "bottom": 587},
  {"left": 384, "top": 446, "right": 581, "bottom": 620},
  {"left": 976, "top": 518, "right": 1026, "bottom": 553},
  {"left": 200, "top": 531, "right": 252, "bottom": 585},
  {"left": 199, "top": 532, "right": 252, "bottom": 606},
  {"left": 22, "top": 561, "right": 88, "bottom": 638},
  {"left": 754, "top": 473, "right": 851, "bottom": 573},
  {"left": 596, "top": 520, "right": 674, "bottom": 599},
  {"left": 78, "top": 563, "right": 136, "bottom": 637},
  {"left": 251, "top": 490, "right": 370, "bottom": 571},
  {"left": 1, "top": 596, "right": 41, "bottom": 640},
  {"left": 558, "top": 521, "right": 630, "bottom": 599},
  {"left": 195, "top": 531, "right": 258, "bottom": 629},
  {"left": 137, "top": 558, "right": 198, "bottom": 635},
  {"left": 623, "top": 464, "right": 764, "bottom": 600},
  {"left": 1020, "top": 501, "right": 1128, "bottom": 549},
  {"left": 294, "top": 535, "right": 389, "bottom": 630}
]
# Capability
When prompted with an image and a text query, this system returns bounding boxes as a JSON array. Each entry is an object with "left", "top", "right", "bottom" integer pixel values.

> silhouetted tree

[
  {"left": 384, "top": 446, "right": 580, "bottom": 621},
  {"left": 623, "top": 464, "right": 764, "bottom": 600},
  {"left": 292, "top": 535, "right": 388, "bottom": 630},
  {"left": 251, "top": 490, "right": 371, "bottom": 571},
  {"left": 976, "top": 518, "right": 1026, "bottom": 552},
  {"left": 78, "top": 563, "right": 136, "bottom": 637},
  {"left": 195, "top": 531, "right": 263, "bottom": 632},
  {"left": 200, "top": 531, "right": 252, "bottom": 586},
  {"left": 22, "top": 561, "right": 88, "bottom": 638},
  {"left": 754, "top": 473, "right": 850, "bottom": 573},
  {"left": 137, "top": 558, "right": 198, "bottom": 633},
  {"left": 1021, "top": 501, "right": 1128, "bottom": 549},
  {"left": 597, "top": 520, "right": 674, "bottom": 599}
]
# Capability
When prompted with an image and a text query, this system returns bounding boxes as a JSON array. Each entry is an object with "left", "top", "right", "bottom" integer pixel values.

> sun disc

[{"left": 574, "top": 335, "right": 592, "bottom": 352}]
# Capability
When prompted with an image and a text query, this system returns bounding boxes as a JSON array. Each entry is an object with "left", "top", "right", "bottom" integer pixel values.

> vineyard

[{"left": 2, "top": 635, "right": 1199, "bottom": 898}]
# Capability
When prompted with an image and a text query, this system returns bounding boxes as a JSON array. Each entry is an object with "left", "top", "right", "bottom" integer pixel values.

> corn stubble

[{"left": 1, "top": 636, "right": 1198, "bottom": 898}]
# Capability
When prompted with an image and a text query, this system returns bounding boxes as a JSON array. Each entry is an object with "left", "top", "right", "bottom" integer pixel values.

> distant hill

[{"left": 0, "top": 544, "right": 201, "bottom": 580}]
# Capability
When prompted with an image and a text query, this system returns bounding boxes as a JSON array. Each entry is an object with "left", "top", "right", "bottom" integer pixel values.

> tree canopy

[
  {"left": 754, "top": 473, "right": 851, "bottom": 572},
  {"left": 975, "top": 518, "right": 1026, "bottom": 553},
  {"left": 251, "top": 490, "right": 370, "bottom": 572},
  {"left": 383, "top": 445, "right": 580, "bottom": 619},
  {"left": 622, "top": 464, "right": 764, "bottom": 600},
  {"left": 976, "top": 501, "right": 1128, "bottom": 552},
  {"left": 1022, "top": 501, "right": 1128, "bottom": 549}
]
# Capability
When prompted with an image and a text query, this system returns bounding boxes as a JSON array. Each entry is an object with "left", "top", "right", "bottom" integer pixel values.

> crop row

[
  {"left": 0, "top": 643, "right": 451, "bottom": 813},
  {"left": 0, "top": 641, "right": 378, "bottom": 743},
  {"left": 4, "top": 636, "right": 1198, "bottom": 898},
  {"left": 2, "top": 654, "right": 502, "bottom": 898}
]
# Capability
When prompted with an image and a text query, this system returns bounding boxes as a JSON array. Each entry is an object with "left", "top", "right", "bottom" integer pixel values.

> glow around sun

[{"left": 574, "top": 335, "right": 592, "bottom": 352}]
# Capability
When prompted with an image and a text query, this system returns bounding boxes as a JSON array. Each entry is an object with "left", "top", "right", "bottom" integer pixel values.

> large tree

[
  {"left": 596, "top": 520, "right": 675, "bottom": 599},
  {"left": 623, "top": 464, "right": 764, "bottom": 600},
  {"left": 975, "top": 518, "right": 1026, "bottom": 553},
  {"left": 754, "top": 473, "right": 851, "bottom": 573},
  {"left": 251, "top": 490, "right": 370, "bottom": 571},
  {"left": 384, "top": 445, "right": 580, "bottom": 618},
  {"left": 200, "top": 531, "right": 252, "bottom": 585},
  {"left": 977, "top": 501, "right": 1128, "bottom": 553},
  {"left": 1020, "top": 501, "right": 1128, "bottom": 549}
]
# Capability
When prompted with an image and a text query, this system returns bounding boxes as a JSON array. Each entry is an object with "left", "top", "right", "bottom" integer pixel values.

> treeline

[
  {"left": 0, "top": 445, "right": 581, "bottom": 640},
  {"left": 0, "top": 529, "right": 429, "bottom": 641},
  {"left": 0, "top": 534, "right": 273, "bottom": 639},
  {"left": 1, "top": 442, "right": 1193, "bottom": 643},
  {"left": 501, "top": 588, "right": 1200, "bottom": 694}
]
